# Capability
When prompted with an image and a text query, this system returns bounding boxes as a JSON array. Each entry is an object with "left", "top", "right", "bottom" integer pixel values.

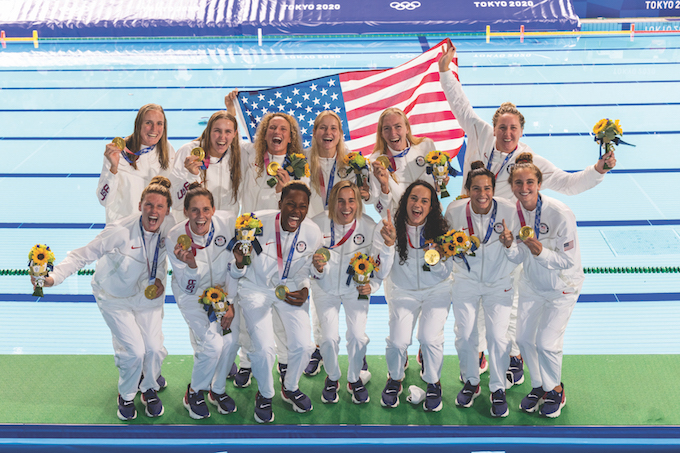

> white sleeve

[
  {"left": 170, "top": 144, "right": 202, "bottom": 210},
  {"left": 168, "top": 247, "right": 201, "bottom": 295},
  {"left": 96, "top": 158, "right": 119, "bottom": 208},
  {"left": 504, "top": 241, "right": 525, "bottom": 264},
  {"left": 534, "top": 212, "right": 578, "bottom": 271},
  {"left": 50, "top": 226, "right": 121, "bottom": 286},
  {"left": 369, "top": 222, "right": 395, "bottom": 286},
  {"left": 534, "top": 154, "right": 605, "bottom": 196}
]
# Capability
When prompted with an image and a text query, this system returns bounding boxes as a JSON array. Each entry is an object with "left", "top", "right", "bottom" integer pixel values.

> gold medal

[
  {"left": 177, "top": 234, "right": 192, "bottom": 251},
  {"left": 112, "top": 137, "right": 126, "bottom": 151},
  {"left": 519, "top": 226, "right": 535, "bottom": 241},
  {"left": 424, "top": 249, "right": 440, "bottom": 266},
  {"left": 191, "top": 147, "right": 205, "bottom": 161},
  {"left": 275, "top": 284, "right": 289, "bottom": 300},
  {"left": 315, "top": 248, "right": 330, "bottom": 263},
  {"left": 145, "top": 284, "right": 158, "bottom": 299},
  {"left": 376, "top": 155, "right": 392, "bottom": 170},
  {"left": 470, "top": 236, "right": 481, "bottom": 249},
  {"left": 267, "top": 161, "right": 281, "bottom": 176}
]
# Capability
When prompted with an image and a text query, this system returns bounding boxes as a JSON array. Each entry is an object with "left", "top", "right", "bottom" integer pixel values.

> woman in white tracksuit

[
  {"left": 171, "top": 111, "right": 246, "bottom": 220},
  {"left": 303, "top": 111, "right": 369, "bottom": 377},
  {"left": 167, "top": 183, "right": 241, "bottom": 420},
  {"left": 368, "top": 108, "right": 439, "bottom": 218},
  {"left": 438, "top": 42, "right": 615, "bottom": 384},
  {"left": 310, "top": 181, "right": 395, "bottom": 405},
  {"left": 500, "top": 153, "right": 584, "bottom": 418},
  {"left": 235, "top": 112, "right": 310, "bottom": 382},
  {"left": 97, "top": 104, "right": 176, "bottom": 224},
  {"left": 380, "top": 180, "right": 452, "bottom": 413},
  {"left": 445, "top": 161, "right": 520, "bottom": 418},
  {"left": 229, "top": 182, "right": 322, "bottom": 424},
  {"left": 34, "top": 177, "right": 173, "bottom": 421}
]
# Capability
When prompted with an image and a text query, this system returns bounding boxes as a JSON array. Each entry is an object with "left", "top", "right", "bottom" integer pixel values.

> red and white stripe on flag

[{"left": 339, "top": 39, "right": 464, "bottom": 157}]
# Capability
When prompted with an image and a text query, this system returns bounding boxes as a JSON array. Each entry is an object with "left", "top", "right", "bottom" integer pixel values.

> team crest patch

[
  {"left": 493, "top": 222, "right": 504, "bottom": 234},
  {"left": 353, "top": 234, "right": 365, "bottom": 245},
  {"left": 539, "top": 223, "right": 549, "bottom": 235},
  {"left": 296, "top": 241, "right": 307, "bottom": 253},
  {"left": 215, "top": 235, "right": 227, "bottom": 247},
  {"left": 159, "top": 238, "right": 166, "bottom": 249},
  {"left": 415, "top": 156, "right": 426, "bottom": 167},
  {"left": 506, "top": 163, "right": 515, "bottom": 174}
]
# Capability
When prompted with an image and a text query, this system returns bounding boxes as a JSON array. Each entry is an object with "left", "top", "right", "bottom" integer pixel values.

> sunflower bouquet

[
  {"left": 592, "top": 118, "right": 634, "bottom": 170},
  {"left": 440, "top": 229, "right": 478, "bottom": 258},
  {"left": 199, "top": 285, "right": 231, "bottom": 335},
  {"left": 235, "top": 213, "right": 263, "bottom": 266},
  {"left": 347, "top": 252, "right": 379, "bottom": 300},
  {"left": 425, "top": 150, "right": 456, "bottom": 198},
  {"left": 342, "top": 152, "right": 371, "bottom": 187},
  {"left": 284, "top": 153, "right": 311, "bottom": 180},
  {"left": 28, "top": 244, "right": 55, "bottom": 297}
]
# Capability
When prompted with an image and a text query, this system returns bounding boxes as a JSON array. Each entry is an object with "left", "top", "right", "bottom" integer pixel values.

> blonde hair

[
  {"left": 126, "top": 104, "right": 171, "bottom": 171},
  {"left": 327, "top": 180, "right": 363, "bottom": 223},
  {"left": 492, "top": 102, "right": 525, "bottom": 129},
  {"left": 140, "top": 176, "right": 172, "bottom": 208},
  {"left": 309, "top": 111, "right": 347, "bottom": 196},
  {"left": 508, "top": 152, "right": 542, "bottom": 185},
  {"left": 197, "top": 111, "right": 242, "bottom": 203},
  {"left": 372, "top": 108, "right": 425, "bottom": 155},
  {"left": 254, "top": 113, "right": 304, "bottom": 178}
]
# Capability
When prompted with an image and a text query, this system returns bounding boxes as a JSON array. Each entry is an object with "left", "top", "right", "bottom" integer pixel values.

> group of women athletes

[{"left": 31, "top": 42, "right": 616, "bottom": 423}]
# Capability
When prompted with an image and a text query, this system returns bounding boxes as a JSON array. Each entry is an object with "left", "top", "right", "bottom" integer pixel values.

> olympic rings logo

[{"left": 390, "top": 1, "right": 421, "bottom": 10}]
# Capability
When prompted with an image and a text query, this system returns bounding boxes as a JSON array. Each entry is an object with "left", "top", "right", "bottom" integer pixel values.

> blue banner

[
  {"left": 0, "top": 0, "right": 579, "bottom": 38},
  {"left": 573, "top": 0, "right": 680, "bottom": 18}
]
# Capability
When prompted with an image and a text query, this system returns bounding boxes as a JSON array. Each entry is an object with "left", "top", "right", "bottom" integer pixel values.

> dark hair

[
  {"left": 465, "top": 160, "right": 496, "bottom": 193},
  {"left": 140, "top": 176, "right": 172, "bottom": 208},
  {"left": 394, "top": 180, "right": 449, "bottom": 265},
  {"left": 507, "top": 152, "right": 543, "bottom": 186},
  {"left": 280, "top": 181, "right": 312, "bottom": 204},
  {"left": 198, "top": 111, "right": 242, "bottom": 203},
  {"left": 183, "top": 182, "right": 215, "bottom": 211}
]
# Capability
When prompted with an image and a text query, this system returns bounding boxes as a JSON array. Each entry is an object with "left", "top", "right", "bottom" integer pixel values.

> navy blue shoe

[
  {"left": 183, "top": 384, "right": 210, "bottom": 419},
  {"left": 281, "top": 386, "right": 313, "bottom": 413},
  {"left": 304, "top": 349, "right": 323, "bottom": 376},
  {"left": 141, "top": 388, "right": 164, "bottom": 417},
  {"left": 321, "top": 377, "right": 339, "bottom": 403},
  {"left": 520, "top": 387, "right": 546, "bottom": 413},
  {"left": 208, "top": 390, "right": 237, "bottom": 414},
  {"left": 490, "top": 389, "right": 509, "bottom": 418},
  {"left": 227, "top": 362, "right": 238, "bottom": 380},
  {"left": 254, "top": 391, "right": 274, "bottom": 423},
  {"left": 234, "top": 367, "right": 252, "bottom": 388},
  {"left": 540, "top": 384, "right": 566, "bottom": 418},
  {"left": 505, "top": 356, "right": 524, "bottom": 388},
  {"left": 380, "top": 378, "right": 402, "bottom": 408},
  {"left": 278, "top": 362, "right": 288, "bottom": 384},
  {"left": 348, "top": 378, "right": 370, "bottom": 404},
  {"left": 456, "top": 380, "right": 481, "bottom": 408},
  {"left": 117, "top": 395, "right": 137, "bottom": 421},
  {"left": 423, "top": 382, "right": 443, "bottom": 412}
]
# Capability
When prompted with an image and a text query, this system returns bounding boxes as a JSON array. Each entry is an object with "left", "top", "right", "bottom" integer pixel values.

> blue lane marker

[{"left": 417, "top": 36, "right": 429, "bottom": 52}]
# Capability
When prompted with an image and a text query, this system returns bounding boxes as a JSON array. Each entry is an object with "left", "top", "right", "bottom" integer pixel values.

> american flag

[{"left": 236, "top": 39, "right": 464, "bottom": 158}]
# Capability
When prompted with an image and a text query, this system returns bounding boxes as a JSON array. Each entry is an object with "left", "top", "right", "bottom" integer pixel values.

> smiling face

[
  {"left": 279, "top": 189, "right": 309, "bottom": 232},
  {"left": 406, "top": 184, "right": 432, "bottom": 226},
  {"left": 139, "top": 192, "right": 170, "bottom": 233},
  {"left": 493, "top": 113, "right": 522, "bottom": 154},
  {"left": 209, "top": 118, "right": 236, "bottom": 158},
  {"left": 511, "top": 167, "right": 541, "bottom": 211},
  {"left": 314, "top": 115, "right": 340, "bottom": 155},
  {"left": 265, "top": 116, "right": 292, "bottom": 155},
  {"left": 139, "top": 109, "right": 165, "bottom": 147},
  {"left": 469, "top": 174, "right": 494, "bottom": 214},
  {"left": 334, "top": 187, "right": 358, "bottom": 225},
  {"left": 184, "top": 195, "right": 215, "bottom": 236},
  {"left": 381, "top": 112, "right": 409, "bottom": 152}
]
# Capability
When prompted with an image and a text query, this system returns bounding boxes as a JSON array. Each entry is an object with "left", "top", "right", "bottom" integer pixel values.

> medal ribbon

[
  {"left": 122, "top": 145, "right": 154, "bottom": 164},
  {"left": 386, "top": 146, "right": 410, "bottom": 172},
  {"left": 200, "top": 149, "right": 228, "bottom": 171},
  {"left": 330, "top": 219, "right": 356, "bottom": 248},
  {"left": 318, "top": 159, "right": 337, "bottom": 208},
  {"left": 275, "top": 212, "right": 301, "bottom": 284},
  {"left": 139, "top": 217, "right": 161, "bottom": 286},
  {"left": 486, "top": 148, "right": 516, "bottom": 179},
  {"left": 185, "top": 220, "right": 215, "bottom": 256},
  {"left": 466, "top": 199, "right": 497, "bottom": 245},
  {"left": 516, "top": 194, "right": 543, "bottom": 240}
]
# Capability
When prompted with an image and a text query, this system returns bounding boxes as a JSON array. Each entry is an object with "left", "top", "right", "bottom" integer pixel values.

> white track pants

[
  {"left": 384, "top": 278, "right": 452, "bottom": 384},
  {"left": 516, "top": 280, "right": 578, "bottom": 392},
  {"left": 314, "top": 291, "right": 370, "bottom": 383},
  {"left": 97, "top": 294, "right": 167, "bottom": 401},
  {"left": 239, "top": 290, "right": 314, "bottom": 399},
  {"left": 176, "top": 296, "right": 241, "bottom": 394},
  {"left": 452, "top": 276, "right": 513, "bottom": 392}
]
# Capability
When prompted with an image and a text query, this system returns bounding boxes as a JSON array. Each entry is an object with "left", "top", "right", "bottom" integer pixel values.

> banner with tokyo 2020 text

[{"left": 0, "top": 0, "right": 579, "bottom": 38}]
